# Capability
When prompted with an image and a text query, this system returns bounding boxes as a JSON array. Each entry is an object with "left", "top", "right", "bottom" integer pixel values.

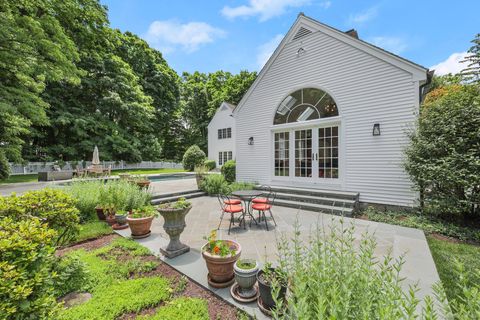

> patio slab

[{"left": 116, "top": 196, "right": 441, "bottom": 319}]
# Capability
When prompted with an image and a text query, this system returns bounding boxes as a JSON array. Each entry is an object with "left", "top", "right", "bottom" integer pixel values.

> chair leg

[
  {"left": 263, "top": 211, "right": 269, "bottom": 231},
  {"left": 269, "top": 209, "right": 277, "bottom": 226},
  {"left": 217, "top": 211, "right": 225, "bottom": 230},
  {"left": 228, "top": 213, "right": 234, "bottom": 235}
]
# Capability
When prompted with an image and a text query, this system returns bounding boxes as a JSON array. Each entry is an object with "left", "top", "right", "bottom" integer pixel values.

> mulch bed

[{"left": 57, "top": 235, "right": 242, "bottom": 320}]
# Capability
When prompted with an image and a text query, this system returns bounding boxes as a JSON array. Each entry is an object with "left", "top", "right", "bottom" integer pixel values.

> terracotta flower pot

[
  {"left": 257, "top": 268, "right": 287, "bottom": 311},
  {"left": 127, "top": 215, "right": 154, "bottom": 238},
  {"left": 95, "top": 207, "right": 106, "bottom": 221},
  {"left": 105, "top": 215, "right": 116, "bottom": 226},
  {"left": 201, "top": 240, "right": 241, "bottom": 288},
  {"left": 136, "top": 180, "right": 151, "bottom": 189},
  {"left": 157, "top": 205, "right": 191, "bottom": 258}
]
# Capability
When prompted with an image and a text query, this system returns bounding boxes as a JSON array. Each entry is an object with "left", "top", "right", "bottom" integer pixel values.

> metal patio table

[{"left": 231, "top": 190, "right": 264, "bottom": 226}]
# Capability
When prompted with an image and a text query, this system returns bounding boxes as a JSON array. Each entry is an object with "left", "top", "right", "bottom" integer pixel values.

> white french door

[{"left": 274, "top": 125, "right": 339, "bottom": 181}]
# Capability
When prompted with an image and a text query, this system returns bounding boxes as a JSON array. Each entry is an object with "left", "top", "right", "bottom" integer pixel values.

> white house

[
  {"left": 207, "top": 102, "right": 236, "bottom": 167},
  {"left": 233, "top": 14, "right": 431, "bottom": 208}
]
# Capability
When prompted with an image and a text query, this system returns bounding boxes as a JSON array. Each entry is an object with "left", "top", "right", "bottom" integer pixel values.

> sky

[{"left": 101, "top": 0, "right": 479, "bottom": 75}]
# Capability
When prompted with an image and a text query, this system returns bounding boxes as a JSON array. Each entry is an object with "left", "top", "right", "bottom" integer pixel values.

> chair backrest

[
  {"left": 217, "top": 194, "right": 228, "bottom": 209},
  {"left": 258, "top": 185, "right": 272, "bottom": 193}
]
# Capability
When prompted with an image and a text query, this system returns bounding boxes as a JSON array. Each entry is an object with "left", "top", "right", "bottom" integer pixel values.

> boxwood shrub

[
  {"left": 182, "top": 145, "right": 206, "bottom": 171},
  {"left": 221, "top": 160, "right": 236, "bottom": 183},
  {"left": 204, "top": 159, "right": 216, "bottom": 171}
]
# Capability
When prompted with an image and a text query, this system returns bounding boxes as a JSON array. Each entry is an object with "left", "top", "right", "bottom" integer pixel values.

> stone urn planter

[
  {"left": 157, "top": 199, "right": 192, "bottom": 258},
  {"left": 233, "top": 259, "right": 259, "bottom": 300},
  {"left": 257, "top": 267, "right": 287, "bottom": 313},
  {"left": 95, "top": 206, "right": 106, "bottom": 221},
  {"left": 202, "top": 231, "right": 241, "bottom": 288},
  {"left": 127, "top": 206, "right": 157, "bottom": 239}
]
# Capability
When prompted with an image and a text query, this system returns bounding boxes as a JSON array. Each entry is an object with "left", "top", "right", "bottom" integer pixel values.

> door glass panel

[
  {"left": 295, "top": 129, "right": 312, "bottom": 177},
  {"left": 318, "top": 126, "right": 339, "bottom": 179},
  {"left": 274, "top": 132, "right": 289, "bottom": 176}
]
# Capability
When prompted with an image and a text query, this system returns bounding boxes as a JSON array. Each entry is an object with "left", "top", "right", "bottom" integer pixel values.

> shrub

[
  {"left": 182, "top": 145, "right": 206, "bottom": 171},
  {"left": 0, "top": 217, "right": 60, "bottom": 319},
  {"left": 405, "top": 84, "right": 480, "bottom": 219},
  {"left": 273, "top": 220, "right": 438, "bottom": 319},
  {"left": 204, "top": 159, "right": 216, "bottom": 171},
  {"left": 52, "top": 255, "right": 89, "bottom": 297},
  {"left": 0, "top": 150, "right": 10, "bottom": 180},
  {"left": 0, "top": 189, "right": 80, "bottom": 246},
  {"left": 139, "top": 297, "right": 209, "bottom": 320},
  {"left": 229, "top": 182, "right": 255, "bottom": 193},
  {"left": 221, "top": 160, "right": 236, "bottom": 183},
  {"left": 98, "top": 180, "right": 151, "bottom": 212},
  {"left": 65, "top": 180, "right": 104, "bottom": 222},
  {"left": 200, "top": 174, "right": 230, "bottom": 195}
]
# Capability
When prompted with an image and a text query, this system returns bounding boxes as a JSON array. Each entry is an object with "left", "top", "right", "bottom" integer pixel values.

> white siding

[
  {"left": 207, "top": 104, "right": 236, "bottom": 167},
  {"left": 236, "top": 29, "right": 425, "bottom": 207}
]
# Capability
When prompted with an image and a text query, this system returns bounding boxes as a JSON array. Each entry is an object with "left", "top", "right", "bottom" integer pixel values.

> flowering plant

[{"left": 203, "top": 230, "right": 237, "bottom": 257}]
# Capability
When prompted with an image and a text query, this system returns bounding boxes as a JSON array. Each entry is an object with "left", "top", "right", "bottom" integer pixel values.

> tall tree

[
  {"left": 461, "top": 33, "right": 480, "bottom": 84},
  {"left": 0, "top": 0, "right": 81, "bottom": 163}
]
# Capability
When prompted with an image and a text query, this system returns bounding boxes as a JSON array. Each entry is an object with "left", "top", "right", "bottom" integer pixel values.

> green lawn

[
  {"left": 427, "top": 236, "right": 480, "bottom": 301},
  {"left": 0, "top": 168, "right": 185, "bottom": 185}
]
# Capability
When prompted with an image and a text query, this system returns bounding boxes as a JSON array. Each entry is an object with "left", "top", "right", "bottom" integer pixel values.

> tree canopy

[{"left": 0, "top": 0, "right": 256, "bottom": 170}]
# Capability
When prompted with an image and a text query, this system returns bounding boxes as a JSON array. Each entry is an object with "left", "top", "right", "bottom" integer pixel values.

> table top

[{"left": 231, "top": 190, "right": 264, "bottom": 198}]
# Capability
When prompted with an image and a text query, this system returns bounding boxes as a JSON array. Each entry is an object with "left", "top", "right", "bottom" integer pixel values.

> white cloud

[
  {"left": 348, "top": 6, "right": 378, "bottom": 24},
  {"left": 429, "top": 52, "right": 469, "bottom": 75},
  {"left": 222, "top": 0, "right": 311, "bottom": 21},
  {"left": 256, "top": 34, "right": 284, "bottom": 69},
  {"left": 145, "top": 20, "right": 225, "bottom": 53},
  {"left": 319, "top": 1, "right": 332, "bottom": 9},
  {"left": 368, "top": 36, "right": 408, "bottom": 54}
]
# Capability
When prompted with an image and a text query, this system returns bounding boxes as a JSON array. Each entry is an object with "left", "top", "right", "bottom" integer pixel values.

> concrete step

[
  {"left": 261, "top": 185, "right": 359, "bottom": 201},
  {"left": 151, "top": 191, "right": 206, "bottom": 205},
  {"left": 151, "top": 189, "right": 202, "bottom": 200},
  {"left": 273, "top": 198, "right": 354, "bottom": 216},
  {"left": 274, "top": 192, "right": 356, "bottom": 208}
]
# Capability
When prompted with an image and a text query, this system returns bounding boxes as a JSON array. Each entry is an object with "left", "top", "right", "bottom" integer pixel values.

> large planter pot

[
  {"left": 95, "top": 207, "right": 106, "bottom": 221},
  {"left": 126, "top": 215, "right": 154, "bottom": 239},
  {"left": 157, "top": 205, "right": 192, "bottom": 258},
  {"left": 257, "top": 268, "right": 287, "bottom": 311},
  {"left": 201, "top": 240, "right": 241, "bottom": 288},
  {"left": 234, "top": 259, "right": 259, "bottom": 299},
  {"left": 136, "top": 180, "right": 151, "bottom": 189}
]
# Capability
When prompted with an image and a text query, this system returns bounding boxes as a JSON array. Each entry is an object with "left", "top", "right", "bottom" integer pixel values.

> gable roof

[
  {"left": 207, "top": 102, "right": 236, "bottom": 128},
  {"left": 234, "top": 13, "right": 429, "bottom": 115}
]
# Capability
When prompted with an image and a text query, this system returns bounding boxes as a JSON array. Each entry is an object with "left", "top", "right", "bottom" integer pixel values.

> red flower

[{"left": 213, "top": 246, "right": 220, "bottom": 254}]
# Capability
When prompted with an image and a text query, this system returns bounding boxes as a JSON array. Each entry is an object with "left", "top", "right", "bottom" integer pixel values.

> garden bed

[{"left": 56, "top": 235, "right": 244, "bottom": 320}]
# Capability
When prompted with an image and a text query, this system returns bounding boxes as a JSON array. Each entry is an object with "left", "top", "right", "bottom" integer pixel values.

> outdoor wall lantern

[
  {"left": 296, "top": 47, "right": 306, "bottom": 57},
  {"left": 372, "top": 123, "right": 381, "bottom": 136},
  {"left": 248, "top": 137, "right": 254, "bottom": 145}
]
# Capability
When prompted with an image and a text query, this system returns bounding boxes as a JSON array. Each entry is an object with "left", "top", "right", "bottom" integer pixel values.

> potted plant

[
  {"left": 201, "top": 230, "right": 241, "bottom": 288},
  {"left": 127, "top": 205, "right": 157, "bottom": 238},
  {"left": 129, "top": 175, "right": 151, "bottom": 189},
  {"left": 233, "top": 258, "right": 259, "bottom": 300},
  {"left": 103, "top": 203, "right": 116, "bottom": 226},
  {"left": 257, "top": 262, "right": 288, "bottom": 313},
  {"left": 113, "top": 210, "right": 128, "bottom": 230},
  {"left": 194, "top": 165, "right": 207, "bottom": 189},
  {"left": 95, "top": 205, "right": 106, "bottom": 221},
  {"left": 157, "top": 197, "right": 192, "bottom": 258}
]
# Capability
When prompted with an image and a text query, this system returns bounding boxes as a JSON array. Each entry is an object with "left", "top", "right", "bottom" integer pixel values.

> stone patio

[{"left": 116, "top": 195, "right": 441, "bottom": 319}]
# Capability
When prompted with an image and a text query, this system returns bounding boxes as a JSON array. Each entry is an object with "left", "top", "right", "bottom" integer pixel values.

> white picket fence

[{"left": 9, "top": 161, "right": 183, "bottom": 175}]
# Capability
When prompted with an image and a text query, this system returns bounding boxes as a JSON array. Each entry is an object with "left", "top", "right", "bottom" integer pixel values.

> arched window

[{"left": 274, "top": 88, "right": 338, "bottom": 125}]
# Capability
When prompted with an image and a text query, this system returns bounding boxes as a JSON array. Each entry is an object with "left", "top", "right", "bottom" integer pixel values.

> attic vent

[
  {"left": 292, "top": 27, "right": 312, "bottom": 41},
  {"left": 221, "top": 106, "right": 228, "bottom": 111}
]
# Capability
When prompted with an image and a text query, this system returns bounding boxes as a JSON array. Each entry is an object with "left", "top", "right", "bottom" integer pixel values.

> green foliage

[
  {"left": 130, "top": 205, "right": 158, "bottom": 218},
  {"left": 405, "top": 84, "right": 480, "bottom": 218},
  {"left": 221, "top": 160, "right": 236, "bottom": 183},
  {"left": 0, "top": 150, "right": 10, "bottom": 180},
  {"left": 229, "top": 182, "right": 255, "bottom": 193},
  {"left": 361, "top": 207, "right": 480, "bottom": 243},
  {"left": 461, "top": 33, "right": 480, "bottom": 84},
  {"left": 98, "top": 180, "right": 151, "bottom": 212},
  {"left": 52, "top": 255, "right": 89, "bottom": 297},
  {"left": 139, "top": 298, "right": 209, "bottom": 320},
  {"left": 0, "top": 217, "right": 59, "bottom": 320},
  {"left": 204, "top": 159, "right": 216, "bottom": 171},
  {"left": 203, "top": 230, "right": 237, "bottom": 257},
  {"left": 200, "top": 174, "right": 230, "bottom": 195},
  {"left": 182, "top": 145, "right": 206, "bottom": 171},
  {"left": 274, "top": 220, "right": 438, "bottom": 319},
  {"left": 427, "top": 236, "right": 480, "bottom": 302},
  {"left": 162, "top": 197, "right": 191, "bottom": 210},
  {"left": 434, "top": 261, "right": 480, "bottom": 319},
  {"left": 59, "top": 277, "right": 171, "bottom": 320},
  {"left": 65, "top": 180, "right": 103, "bottom": 222},
  {"left": 0, "top": 189, "right": 80, "bottom": 246},
  {"left": 74, "top": 221, "right": 113, "bottom": 244}
]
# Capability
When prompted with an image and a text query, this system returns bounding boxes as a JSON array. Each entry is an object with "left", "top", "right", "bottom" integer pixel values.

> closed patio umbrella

[{"left": 92, "top": 145, "right": 100, "bottom": 165}]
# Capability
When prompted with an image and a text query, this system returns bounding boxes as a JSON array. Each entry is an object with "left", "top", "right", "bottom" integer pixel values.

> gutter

[{"left": 419, "top": 70, "right": 435, "bottom": 103}]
